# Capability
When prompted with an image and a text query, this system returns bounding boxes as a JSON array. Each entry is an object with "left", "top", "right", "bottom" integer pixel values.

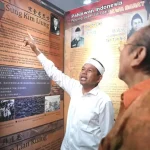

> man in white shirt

[{"left": 24, "top": 34, "right": 114, "bottom": 150}]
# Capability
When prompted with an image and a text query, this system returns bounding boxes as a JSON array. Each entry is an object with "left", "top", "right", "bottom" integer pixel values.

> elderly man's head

[{"left": 119, "top": 25, "right": 150, "bottom": 87}]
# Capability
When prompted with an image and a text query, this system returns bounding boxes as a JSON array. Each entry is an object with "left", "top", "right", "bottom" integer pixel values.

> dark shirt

[
  {"left": 71, "top": 37, "right": 84, "bottom": 48},
  {"left": 51, "top": 26, "right": 60, "bottom": 35}
]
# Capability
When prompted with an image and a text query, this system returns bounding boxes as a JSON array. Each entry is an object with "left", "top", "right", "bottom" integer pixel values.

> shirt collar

[
  {"left": 85, "top": 85, "right": 99, "bottom": 96},
  {"left": 122, "top": 78, "right": 150, "bottom": 108}
]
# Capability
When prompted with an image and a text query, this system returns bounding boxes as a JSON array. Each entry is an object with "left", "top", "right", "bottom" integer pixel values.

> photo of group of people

[{"left": 15, "top": 97, "right": 45, "bottom": 119}]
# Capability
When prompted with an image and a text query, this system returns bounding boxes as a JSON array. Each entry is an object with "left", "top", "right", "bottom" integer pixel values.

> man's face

[
  {"left": 79, "top": 63, "right": 101, "bottom": 88},
  {"left": 54, "top": 18, "right": 58, "bottom": 27},
  {"left": 75, "top": 31, "right": 81, "bottom": 40},
  {"left": 118, "top": 34, "right": 137, "bottom": 81},
  {"left": 132, "top": 18, "right": 142, "bottom": 31}
]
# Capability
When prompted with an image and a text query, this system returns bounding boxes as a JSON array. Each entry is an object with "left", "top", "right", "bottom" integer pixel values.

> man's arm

[
  {"left": 24, "top": 33, "right": 80, "bottom": 95},
  {"left": 24, "top": 33, "right": 41, "bottom": 56},
  {"left": 99, "top": 100, "right": 114, "bottom": 140}
]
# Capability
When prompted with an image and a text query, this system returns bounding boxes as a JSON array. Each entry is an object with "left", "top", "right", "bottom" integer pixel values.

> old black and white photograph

[
  {"left": 71, "top": 25, "right": 84, "bottom": 48},
  {"left": 0, "top": 99, "right": 15, "bottom": 122},
  {"left": 45, "top": 95, "right": 60, "bottom": 112},
  {"left": 50, "top": 14, "right": 60, "bottom": 35}
]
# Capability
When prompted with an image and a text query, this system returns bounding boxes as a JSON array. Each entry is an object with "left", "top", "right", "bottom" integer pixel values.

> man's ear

[
  {"left": 131, "top": 46, "right": 147, "bottom": 67},
  {"left": 97, "top": 75, "right": 102, "bottom": 83}
]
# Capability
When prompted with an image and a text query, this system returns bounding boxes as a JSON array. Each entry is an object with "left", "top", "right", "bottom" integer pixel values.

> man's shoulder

[
  {"left": 71, "top": 39, "right": 77, "bottom": 48},
  {"left": 97, "top": 90, "right": 112, "bottom": 102},
  {"left": 118, "top": 89, "right": 150, "bottom": 120},
  {"left": 71, "top": 39, "right": 76, "bottom": 43},
  {"left": 80, "top": 37, "right": 84, "bottom": 41},
  {"left": 133, "top": 89, "right": 150, "bottom": 107}
]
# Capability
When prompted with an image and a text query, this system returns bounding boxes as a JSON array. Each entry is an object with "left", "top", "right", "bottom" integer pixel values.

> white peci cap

[{"left": 85, "top": 58, "right": 105, "bottom": 75}]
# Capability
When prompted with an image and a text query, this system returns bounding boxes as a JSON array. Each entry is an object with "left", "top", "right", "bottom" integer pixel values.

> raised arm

[{"left": 23, "top": 33, "right": 80, "bottom": 95}]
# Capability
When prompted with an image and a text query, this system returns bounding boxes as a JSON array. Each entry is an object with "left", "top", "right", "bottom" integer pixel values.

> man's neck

[
  {"left": 126, "top": 72, "right": 150, "bottom": 88},
  {"left": 82, "top": 85, "right": 96, "bottom": 94}
]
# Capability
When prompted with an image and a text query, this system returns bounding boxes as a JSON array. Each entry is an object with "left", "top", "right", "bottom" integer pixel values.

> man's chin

[
  {"left": 80, "top": 81, "right": 86, "bottom": 85},
  {"left": 118, "top": 73, "right": 124, "bottom": 81},
  {"left": 118, "top": 73, "right": 121, "bottom": 80}
]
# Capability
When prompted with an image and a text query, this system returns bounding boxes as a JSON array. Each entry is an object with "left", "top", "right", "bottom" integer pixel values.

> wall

[
  {"left": 64, "top": 0, "right": 150, "bottom": 124},
  {"left": 0, "top": 0, "right": 64, "bottom": 149}
]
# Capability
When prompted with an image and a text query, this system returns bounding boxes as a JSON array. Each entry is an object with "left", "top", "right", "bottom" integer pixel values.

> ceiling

[{"left": 46, "top": 0, "right": 100, "bottom": 12}]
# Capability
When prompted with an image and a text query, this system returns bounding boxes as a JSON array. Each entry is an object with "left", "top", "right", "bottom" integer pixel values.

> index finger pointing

[{"left": 27, "top": 32, "right": 34, "bottom": 40}]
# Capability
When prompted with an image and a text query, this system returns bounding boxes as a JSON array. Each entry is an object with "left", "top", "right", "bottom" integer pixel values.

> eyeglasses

[{"left": 118, "top": 42, "right": 143, "bottom": 52}]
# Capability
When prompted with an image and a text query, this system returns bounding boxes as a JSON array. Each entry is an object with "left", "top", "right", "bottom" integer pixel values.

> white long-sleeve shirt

[{"left": 38, "top": 53, "right": 114, "bottom": 150}]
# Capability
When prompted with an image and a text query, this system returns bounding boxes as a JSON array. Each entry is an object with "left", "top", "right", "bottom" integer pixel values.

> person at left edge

[{"left": 24, "top": 35, "right": 114, "bottom": 150}]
